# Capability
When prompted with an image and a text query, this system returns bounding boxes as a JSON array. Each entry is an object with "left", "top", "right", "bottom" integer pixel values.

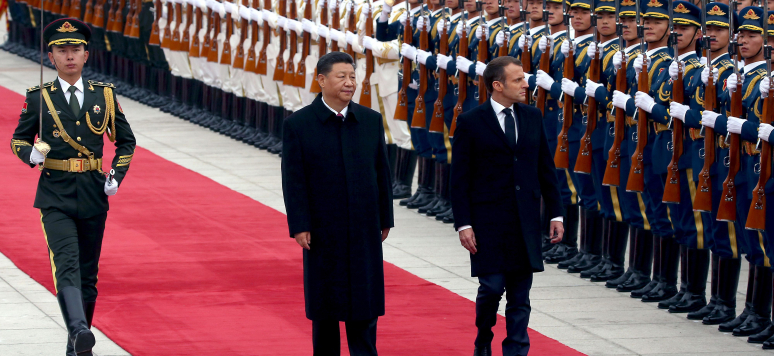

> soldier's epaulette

[
  {"left": 718, "top": 59, "right": 734, "bottom": 69},
  {"left": 27, "top": 81, "right": 53, "bottom": 93},
  {"left": 753, "top": 68, "right": 768, "bottom": 77},
  {"left": 653, "top": 52, "right": 671, "bottom": 61},
  {"left": 88, "top": 80, "right": 116, "bottom": 88}
]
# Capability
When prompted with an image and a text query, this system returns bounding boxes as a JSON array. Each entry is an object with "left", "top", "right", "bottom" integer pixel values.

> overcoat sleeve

[
  {"left": 281, "top": 119, "right": 312, "bottom": 237},
  {"left": 375, "top": 113, "right": 395, "bottom": 230},
  {"left": 110, "top": 91, "right": 136, "bottom": 186},
  {"left": 450, "top": 113, "right": 473, "bottom": 229}
]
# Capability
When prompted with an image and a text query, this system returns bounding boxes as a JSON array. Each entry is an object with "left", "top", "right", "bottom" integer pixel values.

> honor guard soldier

[
  {"left": 10, "top": 18, "right": 136, "bottom": 355},
  {"left": 703, "top": 5, "right": 772, "bottom": 337},
  {"left": 523, "top": 0, "right": 548, "bottom": 73}
]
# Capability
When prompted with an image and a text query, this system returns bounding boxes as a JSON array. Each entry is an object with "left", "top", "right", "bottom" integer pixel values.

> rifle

[
  {"left": 189, "top": 0, "right": 204, "bottom": 58},
  {"left": 70, "top": 0, "right": 82, "bottom": 18},
  {"left": 360, "top": 0, "right": 375, "bottom": 106},
  {"left": 430, "top": 2, "right": 450, "bottom": 132},
  {"left": 498, "top": 0, "right": 508, "bottom": 56},
  {"left": 311, "top": 0, "right": 329, "bottom": 92},
  {"left": 144, "top": 0, "right": 160, "bottom": 39},
  {"left": 170, "top": 0, "right": 182, "bottom": 51},
  {"left": 245, "top": 1, "right": 260, "bottom": 73},
  {"left": 59, "top": 0, "right": 68, "bottom": 16},
  {"left": 220, "top": 1, "right": 235, "bottom": 66},
  {"left": 331, "top": 0, "right": 341, "bottom": 52},
  {"left": 202, "top": 3, "right": 215, "bottom": 61},
  {"left": 233, "top": 0, "right": 250, "bottom": 70},
  {"left": 394, "top": 0, "right": 413, "bottom": 121},
  {"left": 92, "top": 0, "right": 107, "bottom": 29},
  {"left": 149, "top": 0, "right": 163, "bottom": 45},
  {"left": 105, "top": 0, "right": 119, "bottom": 34},
  {"left": 602, "top": 0, "right": 627, "bottom": 186},
  {"left": 553, "top": 0, "right": 573, "bottom": 169},
  {"left": 295, "top": 0, "right": 312, "bottom": 87},
  {"left": 625, "top": 0, "right": 647, "bottom": 192},
  {"left": 284, "top": 0, "right": 299, "bottom": 85},
  {"left": 716, "top": 0, "right": 741, "bottom": 222},
  {"left": 476, "top": 0, "right": 487, "bottom": 104},
  {"left": 693, "top": 0, "right": 716, "bottom": 211},
  {"left": 574, "top": 0, "right": 599, "bottom": 174},
  {"left": 256, "top": 0, "right": 271, "bottom": 75},
  {"left": 346, "top": 0, "right": 357, "bottom": 58},
  {"left": 160, "top": 0, "right": 173, "bottom": 49},
  {"left": 83, "top": 0, "right": 95, "bottom": 23},
  {"left": 663, "top": 0, "right": 683, "bottom": 203},
  {"left": 411, "top": 0, "right": 429, "bottom": 129},
  {"left": 746, "top": 0, "right": 772, "bottom": 230},
  {"left": 273, "top": 0, "right": 288, "bottom": 81},
  {"left": 207, "top": 3, "right": 221, "bottom": 63},
  {"left": 450, "top": 2, "right": 468, "bottom": 137},
  {"left": 535, "top": 0, "right": 550, "bottom": 114},
  {"left": 520, "top": 0, "right": 531, "bottom": 87}
]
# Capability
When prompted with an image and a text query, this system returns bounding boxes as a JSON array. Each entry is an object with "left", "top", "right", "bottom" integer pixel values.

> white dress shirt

[
  {"left": 458, "top": 99, "right": 563, "bottom": 232},
  {"left": 58, "top": 77, "right": 84, "bottom": 109},
  {"left": 321, "top": 96, "right": 349, "bottom": 119}
]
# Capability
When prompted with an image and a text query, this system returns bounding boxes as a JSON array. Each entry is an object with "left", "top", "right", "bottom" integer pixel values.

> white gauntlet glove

[
  {"left": 701, "top": 110, "right": 719, "bottom": 128},
  {"left": 401, "top": 43, "right": 417, "bottom": 61},
  {"left": 612, "top": 90, "right": 631, "bottom": 110},
  {"left": 588, "top": 41, "right": 597, "bottom": 60},
  {"left": 380, "top": 3, "right": 391, "bottom": 22},
  {"left": 495, "top": 31, "right": 505, "bottom": 47},
  {"left": 726, "top": 73, "right": 738, "bottom": 93},
  {"left": 701, "top": 66, "right": 719, "bottom": 85},
  {"left": 399, "top": 12, "right": 407, "bottom": 26},
  {"left": 634, "top": 91, "right": 656, "bottom": 113},
  {"left": 585, "top": 79, "right": 601, "bottom": 98},
  {"left": 727, "top": 116, "right": 744, "bottom": 134},
  {"left": 669, "top": 102, "right": 688, "bottom": 122},
  {"left": 536, "top": 70, "right": 554, "bottom": 90},
  {"left": 30, "top": 146, "right": 45, "bottom": 165},
  {"left": 517, "top": 33, "right": 532, "bottom": 49},
  {"left": 104, "top": 177, "right": 118, "bottom": 196},
  {"left": 560, "top": 39, "right": 571, "bottom": 57},
  {"left": 456, "top": 56, "right": 473, "bottom": 74},
  {"left": 760, "top": 77, "right": 771, "bottom": 98},
  {"left": 760, "top": 123, "right": 774, "bottom": 142},
  {"left": 475, "top": 61, "right": 486, "bottom": 76},
  {"left": 363, "top": 36, "right": 376, "bottom": 50},
  {"left": 302, "top": 18, "right": 314, "bottom": 33},
  {"left": 416, "top": 50, "right": 431, "bottom": 64},
  {"left": 561, "top": 78, "right": 579, "bottom": 96},
  {"left": 437, "top": 54, "right": 451, "bottom": 70},
  {"left": 317, "top": 24, "right": 329, "bottom": 39},
  {"left": 346, "top": 31, "right": 357, "bottom": 45},
  {"left": 612, "top": 51, "right": 623, "bottom": 70},
  {"left": 538, "top": 36, "right": 548, "bottom": 52},
  {"left": 668, "top": 61, "right": 681, "bottom": 80}
]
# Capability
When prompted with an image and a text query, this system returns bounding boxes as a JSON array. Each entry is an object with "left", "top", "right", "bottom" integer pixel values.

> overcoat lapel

[{"left": 481, "top": 101, "right": 514, "bottom": 152}]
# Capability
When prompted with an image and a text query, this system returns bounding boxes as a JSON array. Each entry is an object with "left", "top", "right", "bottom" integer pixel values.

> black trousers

[
  {"left": 312, "top": 318, "right": 378, "bottom": 356},
  {"left": 475, "top": 272, "right": 533, "bottom": 356},
  {"left": 40, "top": 208, "right": 107, "bottom": 303}
]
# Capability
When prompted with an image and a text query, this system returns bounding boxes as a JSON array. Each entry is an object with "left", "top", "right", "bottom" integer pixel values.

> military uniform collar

[
  {"left": 625, "top": 43, "right": 640, "bottom": 54},
  {"left": 409, "top": 5, "right": 422, "bottom": 15},
  {"left": 550, "top": 30, "right": 566, "bottom": 40},
  {"left": 431, "top": 7, "right": 444, "bottom": 16},
  {"left": 645, "top": 46, "right": 668, "bottom": 57},
  {"left": 711, "top": 53, "right": 729, "bottom": 65},
  {"left": 466, "top": 15, "right": 482, "bottom": 26},
  {"left": 510, "top": 22, "right": 524, "bottom": 30},
  {"left": 485, "top": 17, "right": 502, "bottom": 27},
  {"left": 677, "top": 51, "right": 697, "bottom": 61},
  {"left": 529, "top": 25, "right": 545, "bottom": 35},
  {"left": 573, "top": 33, "right": 593, "bottom": 45},
  {"left": 743, "top": 60, "right": 766, "bottom": 74},
  {"left": 599, "top": 38, "right": 617, "bottom": 48},
  {"left": 450, "top": 11, "right": 463, "bottom": 21},
  {"left": 57, "top": 76, "right": 84, "bottom": 95},
  {"left": 391, "top": 1, "right": 406, "bottom": 11}
]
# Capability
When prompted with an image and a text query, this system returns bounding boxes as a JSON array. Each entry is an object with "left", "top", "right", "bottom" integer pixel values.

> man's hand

[
  {"left": 294, "top": 231, "right": 311, "bottom": 250},
  {"left": 381, "top": 228, "right": 390, "bottom": 242},
  {"left": 104, "top": 177, "right": 118, "bottom": 196},
  {"left": 30, "top": 146, "right": 46, "bottom": 165},
  {"left": 459, "top": 228, "right": 477, "bottom": 254},
  {"left": 549, "top": 221, "right": 564, "bottom": 244}
]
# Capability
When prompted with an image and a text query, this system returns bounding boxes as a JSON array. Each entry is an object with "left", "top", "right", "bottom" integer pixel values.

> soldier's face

[
  {"left": 464, "top": 0, "right": 478, "bottom": 13},
  {"left": 484, "top": 0, "right": 500, "bottom": 16},
  {"left": 675, "top": 24, "right": 700, "bottom": 50},
  {"left": 319, "top": 62, "right": 357, "bottom": 104},
  {"left": 621, "top": 16, "right": 639, "bottom": 42},
  {"left": 48, "top": 45, "right": 89, "bottom": 77},
  {"left": 738, "top": 30, "right": 763, "bottom": 60},
  {"left": 505, "top": 0, "right": 520, "bottom": 20},
  {"left": 705, "top": 25, "right": 730, "bottom": 51},
  {"left": 546, "top": 3, "right": 563, "bottom": 25},
  {"left": 643, "top": 18, "right": 668, "bottom": 43},
  {"left": 493, "top": 63, "right": 529, "bottom": 103},
  {"left": 570, "top": 7, "right": 590, "bottom": 32},
  {"left": 526, "top": 0, "right": 543, "bottom": 21},
  {"left": 597, "top": 12, "right": 616, "bottom": 37},
  {"left": 445, "top": 0, "right": 459, "bottom": 9}
]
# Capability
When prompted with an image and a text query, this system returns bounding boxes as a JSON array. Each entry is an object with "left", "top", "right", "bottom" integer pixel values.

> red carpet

[{"left": 0, "top": 84, "right": 584, "bottom": 355}]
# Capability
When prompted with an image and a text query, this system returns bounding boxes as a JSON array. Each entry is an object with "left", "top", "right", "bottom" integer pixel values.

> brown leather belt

[
  {"left": 653, "top": 122, "right": 670, "bottom": 134},
  {"left": 43, "top": 158, "right": 103, "bottom": 173}
]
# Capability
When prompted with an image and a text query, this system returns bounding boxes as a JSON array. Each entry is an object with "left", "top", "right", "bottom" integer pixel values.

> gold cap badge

[
  {"left": 56, "top": 21, "right": 78, "bottom": 33},
  {"left": 646, "top": 0, "right": 663, "bottom": 7},
  {"left": 621, "top": 0, "right": 636, "bottom": 5},
  {"left": 743, "top": 9, "right": 760, "bottom": 20},
  {"left": 674, "top": 3, "right": 690, "bottom": 13},
  {"left": 769, "top": 14, "right": 774, "bottom": 25},
  {"left": 707, "top": 5, "right": 725, "bottom": 16}
]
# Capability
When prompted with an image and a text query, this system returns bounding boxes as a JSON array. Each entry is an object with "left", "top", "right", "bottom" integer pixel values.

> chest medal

[
  {"left": 93, "top": 105, "right": 101, "bottom": 114},
  {"left": 53, "top": 129, "right": 61, "bottom": 138}
]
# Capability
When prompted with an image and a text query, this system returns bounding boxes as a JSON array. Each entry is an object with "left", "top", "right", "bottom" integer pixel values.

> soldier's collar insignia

[
  {"left": 50, "top": 86, "right": 57, "bottom": 92},
  {"left": 621, "top": 0, "right": 635, "bottom": 5},
  {"left": 646, "top": 0, "right": 662, "bottom": 7},
  {"left": 88, "top": 84, "right": 95, "bottom": 91},
  {"left": 56, "top": 21, "right": 78, "bottom": 33},
  {"left": 93, "top": 105, "right": 101, "bottom": 114},
  {"left": 21, "top": 102, "right": 28, "bottom": 114},
  {"left": 744, "top": 9, "right": 760, "bottom": 20},
  {"left": 707, "top": 5, "right": 725, "bottom": 16},
  {"left": 674, "top": 3, "right": 690, "bottom": 13}
]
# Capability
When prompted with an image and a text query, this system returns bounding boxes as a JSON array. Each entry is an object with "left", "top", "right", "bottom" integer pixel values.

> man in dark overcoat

[{"left": 281, "top": 52, "right": 395, "bottom": 356}]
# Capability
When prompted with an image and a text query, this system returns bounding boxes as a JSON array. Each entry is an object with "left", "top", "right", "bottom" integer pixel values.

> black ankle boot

[{"left": 57, "top": 287, "right": 95, "bottom": 355}]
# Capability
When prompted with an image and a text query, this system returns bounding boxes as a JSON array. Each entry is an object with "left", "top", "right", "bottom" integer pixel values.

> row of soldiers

[{"left": 6, "top": 0, "right": 774, "bottom": 348}]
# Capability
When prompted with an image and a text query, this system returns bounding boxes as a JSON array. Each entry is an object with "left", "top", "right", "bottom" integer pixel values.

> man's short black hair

[
  {"left": 483, "top": 57, "right": 523, "bottom": 93},
  {"left": 317, "top": 51, "right": 356, "bottom": 76}
]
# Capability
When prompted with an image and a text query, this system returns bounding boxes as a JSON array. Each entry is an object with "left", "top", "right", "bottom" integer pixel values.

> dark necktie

[
  {"left": 68, "top": 86, "right": 80, "bottom": 116},
  {"left": 503, "top": 107, "right": 517, "bottom": 149},
  {"left": 337, "top": 113, "right": 344, "bottom": 121}
]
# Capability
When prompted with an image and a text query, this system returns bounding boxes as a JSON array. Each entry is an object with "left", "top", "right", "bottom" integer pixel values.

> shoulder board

[
  {"left": 754, "top": 68, "right": 768, "bottom": 77},
  {"left": 88, "top": 80, "right": 116, "bottom": 88},
  {"left": 717, "top": 59, "right": 734, "bottom": 69},
  {"left": 27, "top": 81, "right": 53, "bottom": 93},
  {"left": 654, "top": 52, "right": 671, "bottom": 61}
]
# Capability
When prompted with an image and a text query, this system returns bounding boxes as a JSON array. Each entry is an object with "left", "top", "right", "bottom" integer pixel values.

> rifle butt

[
  {"left": 394, "top": 90, "right": 409, "bottom": 121},
  {"left": 716, "top": 182, "right": 737, "bottom": 222},
  {"left": 359, "top": 79, "right": 372, "bottom": 107},
  {"left": 746, "top": 186, "right": 766, "bottom": 231},
  {"left": 411, "top": 97, "right": 427, "bottom": 129},
  {"left": 310, "top": 68, "right": 322, "bottom": 93},
  {"left": 602, "top": 157, "right": 620, "bottom": 187},
  {"left": 554, "top": 136, "right": 570, "bottom": 170},
  {"left": 574, "top": 139, "right": 592, "bottom": 174},
  {"left": 625, "top": 155, "right": 645, "bottom": 193},
  {"left": 295, "top": 63, "right": 307, "bottom": 88},
  {"left": 662, "top": 165, "right": 681, "bottom": 204}
]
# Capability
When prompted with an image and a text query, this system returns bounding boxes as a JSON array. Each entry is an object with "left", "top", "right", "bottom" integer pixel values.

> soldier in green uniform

[{"left": 10, "top": 18, "right": 136, "bottom": 356}]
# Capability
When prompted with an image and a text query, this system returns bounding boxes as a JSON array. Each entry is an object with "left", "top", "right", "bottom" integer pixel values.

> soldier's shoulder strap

[
  {"left": 88, "top": 80, "right": 116, "bottom": 89},
  {"left": 27, "top": 81, "right": 54, "bottom": 93}
]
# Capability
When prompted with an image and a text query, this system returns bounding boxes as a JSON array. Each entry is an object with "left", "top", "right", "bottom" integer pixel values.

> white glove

[
  {"left": 456, "top": 56, "right": 473, "bottom": 74},
  {"left": 612, "top": 90, "right": 631, "bottom": 110},
  {"left": 536, "top": 70, "right": 554, "bottom": 90},
  {"left": 401, "top": 43, "right": 417, "bottom": 62},
  {"left": 560, "top": 39, "right": 570, "bottom": 57},
  {"left": 329, "top": 29, "right": 345, "bottom": 43},
  {"left": 538, "top": 36, "right": 548, "bottom": 52},
  {"left": 585, "top": 79, "right": 601, "bottom": 98},
  {"left": 588, "top": 41, "right": 597, "bottom": 60},
  {"left": 104, "top": 177, "right": 118, "bottom": 196},
  {"left": 668, "top": 61, "right": 681, "bottom": 80},
  {"left": 251, "top": 8, "right": 263, "bottom": 25},
  {"left": 612, "top": 51, "right": 623, "bottom": 70},
  {"left": 218, "top": 3, "right": 226, "bottom": 18},
  {"left": 417, "top": 16, "right": 429, "bottom": 32},
  {"left": 277, "top": 16, "right": 287, "bottom": 30},
  {"left": 701, "top": 66, "right": 719, "bottom": 85},
  {"left": 346, "top": 31, "right": 357, "bottom": 45},
  {"left": 561, "top": 78, "right": 579, "bottom": 96},
  {"left": 399, "top": 12, "right": 407, "bottom": 26},
  {"left": 318, "top": 24, "right": 329, "bottom": 39},
  {"left": 409, "top": 79, "right": 418, "bottom": 89},
  {"left": 701, "top": 110, "right": 719, "bottom": 128},
  {"left": 525, "top": 72, "right": 533, "bottom": 83},
  {"left": 760, "top": 123, "right": 774, "bottom": 142},
  {"left": 302, "top": 18, "right": 314, "bottom": 33},
  {"left": 476, "top": 25, "right": 488, "bottom": 40},
  {"left": 363, "top": 36, "right": 376, "bottom": 50},
  {"left": 238, "top": 6, "right": 250, "bottom": 22},
  {"left": 475, "top": 61, "right": 486, "bottom": 76},
  {"left": 727, "top": 116, "right": 744, "bottom": 134},
  {"left": 437, "top": 19, "right": 450, "bottom": 34},
  {"left": 380, "top": 3, "right": 391, "bottom": 22},
  {"left": 416, "top": 50, "right": 431, "bottom": 64},
  {"left": 760, "top": 77, "right": 771, "bottom": 98},
  {"left": 456, "top": 22, "right": 467, "bottom": 37},
  {"left": 726, "top": 73, "right": 738, "bottom": 93},
  {"left": 634, "top": 91, "right": 656, "bottom": 113},
  {"left": 633, "top": 54, "right": 646, "bottom": 75},
  {"left": 291, "top": 20, "right": 303, "bottom": 35},
  {"left": 496, "top": 31, "right": 505, "bottom": 47},
  {"left": 670, "top": 102, "right": 689, "bottom": 122},
  {"left": 30, "top": 146, "right": 45, "bottom": 165},
  {"left": 437, "top": 54, "right": 451, "bottom": 70},
  {"left": 517, "top": 33, "right": 532, "bottom": 49}
]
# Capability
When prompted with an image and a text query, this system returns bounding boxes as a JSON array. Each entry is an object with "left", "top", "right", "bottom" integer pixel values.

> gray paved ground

[{"left": 0, "top": 32, "right": 771, "bottom": 355}]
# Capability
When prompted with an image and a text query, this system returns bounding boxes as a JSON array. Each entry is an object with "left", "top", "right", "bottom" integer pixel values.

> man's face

[
  {"left": 738, "top": 30, "right": 763, "bottom": 59},
  {"left": 494, "top": 63, "right": 529, "bottom": 103},
  {"left": 621, "top": 16, "right": 639, "bottom": 42},
  {"left": 319, "top": 62, "right": 357, "bottom": 103},
  {"left": 484, "top": 0, "right": 500, "bottom": 16},
  {"left": 464, "top": 0, "right": 478, "bottom": 13},
  {"left": 597, "top": 12, "right": 616, "bottom": 37},
  {"left": 546, "top": 3, "right": 564, "bottom": 25},
  {"left": 48, "top": 45, "right": 88, "bottom": 77},
  {"left": 706, "top": 25, "right": 730, "bottom": 51},
  {"left": 505, "top": 0, "right": 520, "bottom": 20},
  {"left": 526, "top": 0, "right": 543, "bottom": 21},
  {"left": 570, "top": 7, "right": 590, "bottom": 32},
  {"left": 643, "top": 18, "right": 668, "bottom": 43},
  {"left": 445, "top": 0, "right": 459, "bottom": 10},
  {"left": 408, "top": 0, "right": 421, "bottom": 4},
  {"left": 675, "top": 24, "right": 700, "bottom": 50}
]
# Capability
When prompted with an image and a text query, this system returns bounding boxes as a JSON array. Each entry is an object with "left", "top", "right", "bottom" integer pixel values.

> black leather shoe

[
  {"left": 580, "top": 260, "right": 609, "bottom": 279},
  {"left": 542, "top": 243, "right": 561, "bottom": 260},
  {"left": 688, "top": 296, "right": 717, "bottom": 320},
  {"left": 548, "top": 246, "right": 580, "bottom": 265},
  {"left": 435, "top": 207, "right": 453, "bottom": 220},
  {"left": 407, "top": 187, "right": 435, "bottom": 209},
  {"left": 748, "top": 323, "right": 774, "bottom": 343},
  {"left": 762, "top": 332, "right": 774, "bottom": 349},
  {"left": 733, "top": 314, "right": 770, "bottom": 336},
  {"left": 717, "top": 304, "right": 752, "bottom": 330},
  {"left": 629, "top": 278, "right": 658, "bottom": 297},
  {"left": 606, "top": 268, "right": 633, "bottom": 288},
  {"left": 591, "top": 263, "right": 625, "bottom": 282},
  {"left": 669, "top": 291, "right": 707, "bottom": 313},
  {"left": 641, "top": 282, "right": 678, "bottom": 302},
  {"left": 657, "top": 287, "right": 686, "bottom": 309},
  {"left": 473, "top": 345, "right": 492, "bottom": 356},
  {"left": 567, "top": 254, "right": 602, "bottom": 273}
]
